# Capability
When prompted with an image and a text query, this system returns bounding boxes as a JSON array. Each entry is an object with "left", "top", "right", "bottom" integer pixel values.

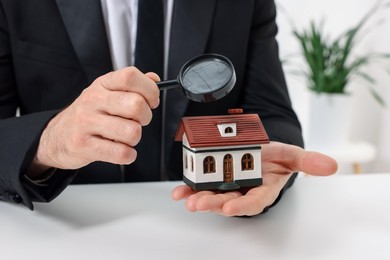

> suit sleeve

[
  {"left": 0, "top": 3, "right": 76, "bottom": 209},
  {"left": 0, "top": 112, "right": 78, "bottom": 209},
  {"left": 243, "top": 0, "right": 303, "bottom": 147},
  {"left": 242, "top": 0, "right": 304, "bottom": 211}
]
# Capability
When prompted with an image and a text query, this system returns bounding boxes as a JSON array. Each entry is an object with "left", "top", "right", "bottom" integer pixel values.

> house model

[{"left": 174, "top": 109, "right": 270, "bottom": 191}]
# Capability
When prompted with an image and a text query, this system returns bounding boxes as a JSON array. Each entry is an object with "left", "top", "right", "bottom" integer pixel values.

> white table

[{"left": 1, "top": 173, "right": 390, "bottom": 260}]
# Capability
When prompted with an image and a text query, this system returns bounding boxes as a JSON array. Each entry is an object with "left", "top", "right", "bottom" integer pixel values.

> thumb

[
  {"left": 263, "top": 142, "right": 338, "bottom": 176},
  {"left": 297, "top": 150, "right": 338, "bottom": 176},
  {"left": 145, "top": 72, "right": 161, "bottom": 83}
]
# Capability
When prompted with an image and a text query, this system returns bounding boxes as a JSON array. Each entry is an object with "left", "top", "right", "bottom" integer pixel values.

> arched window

[
  {"left": 241, "top": 153, "right": 254, "bottom": 171},
  {"left": 190, "top": 156, "right": 194, "bottom": 172},
  {"left": 184, "top": 153, "right": 188, "bottom": 169},
  {"left": 203, "top": 156, "right": 216, "bottom": 174},
  {"left": 225, "top": 127, "right": 233, "bottom": 134}
]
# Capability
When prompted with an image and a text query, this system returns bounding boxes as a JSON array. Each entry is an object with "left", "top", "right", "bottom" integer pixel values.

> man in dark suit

[{"left": 0, "top": 0, "right": 337, "bottom": 215}]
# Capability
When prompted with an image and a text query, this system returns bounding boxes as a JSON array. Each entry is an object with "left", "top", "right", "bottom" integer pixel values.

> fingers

[
  {"left": 171, "top": 185, "right": 195, "bottom": 200},
  {"left": 172, "top": 185, "right": 243, "bottom": 215},
  {"left": 36, "top": 112, "right": 140, "bottom": 169},
  {"left": 83, "top": 136, "right": 138, "bottom": 165},
  {"left": 99, "top": 90, "right": 153, "bottom": 126},
  {"left": 171, "top": 185, "right": 272, "bottom": 217},
  {"left": 222, "top": 186, "right": 280, "bottom": 216},
  {"left": 145, "top": 72, "right": 161, "bottom": 83},
  {"left": 298, "top": 151, "right": 338, "bottom": 176},
  {"left": 187, "top": 191, "right": 242, "bottom": 214},
  {"left": 86, "top": 114, "right": 142, "bottom": 147},
  {"left": 98, "top": 67, "right": 160, "bottom": 109},
  {"left": 262, "top": 142, "right": 338, "bottom": 176}
]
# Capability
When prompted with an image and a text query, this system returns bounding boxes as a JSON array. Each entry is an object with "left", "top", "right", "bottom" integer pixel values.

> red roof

[{"left": 175, "top": 114, "right": 270, "bottom": 148}]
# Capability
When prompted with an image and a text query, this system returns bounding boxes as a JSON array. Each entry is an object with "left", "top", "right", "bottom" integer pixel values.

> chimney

[{"left": 228, "top": 108, "right": 243, "bottom": 115}]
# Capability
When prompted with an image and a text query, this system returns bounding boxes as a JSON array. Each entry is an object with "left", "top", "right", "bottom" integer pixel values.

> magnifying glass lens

[{"left": 181, "top": 58, "right": 233, "bottom": 94}]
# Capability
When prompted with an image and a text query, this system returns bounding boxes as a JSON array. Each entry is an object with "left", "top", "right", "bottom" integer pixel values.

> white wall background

[{"left": 275, "top": 0, "right": 390, "bottom": 173}]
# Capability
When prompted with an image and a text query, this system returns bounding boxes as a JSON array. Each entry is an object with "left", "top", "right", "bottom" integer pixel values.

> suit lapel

[
  {"left": 164, "top": 0, "right": 217, "bottom": 164},
  {"left": 55, "top": 0, "right": 112, "bottom": 84},
  {"left": 168, "top": 0, "right": 217, "bottom": 78}
]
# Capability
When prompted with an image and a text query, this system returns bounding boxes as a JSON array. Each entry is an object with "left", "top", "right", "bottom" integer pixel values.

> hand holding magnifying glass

[{"left": 157, "top": 54, "right": 236, "bottom": 102}]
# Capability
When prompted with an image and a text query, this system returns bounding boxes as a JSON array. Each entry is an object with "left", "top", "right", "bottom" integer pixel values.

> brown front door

[{"left": 223, "top": 154, "right": 233, "bottom": 183}]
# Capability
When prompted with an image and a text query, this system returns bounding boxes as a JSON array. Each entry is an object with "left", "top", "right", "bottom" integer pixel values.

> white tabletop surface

[{"left": 1, "top": 173, "right": 390, "bottom": 260}]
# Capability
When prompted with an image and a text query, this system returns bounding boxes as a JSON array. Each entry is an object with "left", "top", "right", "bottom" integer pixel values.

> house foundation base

[{"left": 183, "top": 176, "right": 262, "bottom": 191}]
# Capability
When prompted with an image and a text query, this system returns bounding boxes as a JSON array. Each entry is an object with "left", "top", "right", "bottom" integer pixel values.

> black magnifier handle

[{"left": 157, "top": 79, "right": 179, "bottom": 90}]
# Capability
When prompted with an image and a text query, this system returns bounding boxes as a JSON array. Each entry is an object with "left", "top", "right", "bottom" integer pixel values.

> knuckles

[
  {"left": 115, "top": 145, "right": 137, "bottom": 165},
  {"left": 128, "top": 123, "right": 142, "bottom": 146},
  {"left": 112, "top": 120, "right": 143, "bottom": 147},
  {"left": 129, "top": 95, "right": 153, "bottom": 126},
  {"left": 93, "top": 67, "right": 160, "bottom": 110},
  {"left": 116, "top": 66, "right": 139, "bottom": 88},
  {"left": 78, "top": 86, "right": 104, "bottom": 108}
]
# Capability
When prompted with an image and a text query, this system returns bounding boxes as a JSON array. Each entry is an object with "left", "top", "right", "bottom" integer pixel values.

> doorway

[{"left": 223, "top": 154, "right": 233, "bottom": 182}]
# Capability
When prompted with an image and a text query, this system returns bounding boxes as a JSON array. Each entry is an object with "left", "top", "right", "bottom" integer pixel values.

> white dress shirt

[{"left": 100, "top": 0, "right": 174, "bottom": 78}]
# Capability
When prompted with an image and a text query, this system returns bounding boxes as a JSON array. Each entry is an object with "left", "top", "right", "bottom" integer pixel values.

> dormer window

[
  {"left": 217, "top": 123, "right": 237, "bottom": 137},
  {"left": 225, "top": 127, "right": 233, "bottom": 134}
]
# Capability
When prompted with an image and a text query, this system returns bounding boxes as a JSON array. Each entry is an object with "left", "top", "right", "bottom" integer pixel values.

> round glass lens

[{"left": 181, "top": 58, "right": 233, "bottom": 94}]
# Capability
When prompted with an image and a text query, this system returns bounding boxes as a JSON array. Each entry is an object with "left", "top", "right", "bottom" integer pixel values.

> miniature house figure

[{"left": 174, "top": 109, "right": 270, "bottom": 191}]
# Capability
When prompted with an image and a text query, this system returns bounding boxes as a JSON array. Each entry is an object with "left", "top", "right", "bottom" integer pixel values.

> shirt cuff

[{"left": 24, "top": 168, "right": 56, "bottom": 186}]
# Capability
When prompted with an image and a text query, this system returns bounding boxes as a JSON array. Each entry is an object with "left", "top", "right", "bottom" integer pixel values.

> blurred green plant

[{"left": 282, "top": 0, "right": 390, "bottom": 106}]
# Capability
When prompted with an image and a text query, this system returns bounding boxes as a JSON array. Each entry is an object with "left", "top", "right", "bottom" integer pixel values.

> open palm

[{"left": 171, "top": 141, "right": 338, "bottom": 216}]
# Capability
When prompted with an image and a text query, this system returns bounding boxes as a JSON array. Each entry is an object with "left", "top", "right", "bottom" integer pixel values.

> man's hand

[
  {"left": 28, "top": 67, "right": 160, "bottom": 178},
  {"left": 171, "top": 141, "right": 338, "bottom": 217}
]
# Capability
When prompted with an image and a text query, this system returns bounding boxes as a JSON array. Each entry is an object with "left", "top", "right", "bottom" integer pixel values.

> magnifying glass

[{"left": 157, "top": 54, "right": 236, "bottom": 102}]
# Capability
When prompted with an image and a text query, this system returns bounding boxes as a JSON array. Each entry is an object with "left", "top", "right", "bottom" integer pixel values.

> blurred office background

[{"left": 275, "top": 0, "right": 390, "bottom": 173}]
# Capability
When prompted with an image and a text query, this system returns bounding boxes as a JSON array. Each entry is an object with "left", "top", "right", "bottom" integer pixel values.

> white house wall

[{"left": 182, "top": 136, "right": 262, "bottom": 184}]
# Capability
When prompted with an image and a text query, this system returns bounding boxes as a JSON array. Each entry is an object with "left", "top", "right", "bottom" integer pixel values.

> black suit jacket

[{"left": 0, "top": 0, "right": 303, "bottom": 209}]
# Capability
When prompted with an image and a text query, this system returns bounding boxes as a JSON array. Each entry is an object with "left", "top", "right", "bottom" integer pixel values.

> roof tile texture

[{"left": 175, "top": 114, "right": 270, "bottom": 148}]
